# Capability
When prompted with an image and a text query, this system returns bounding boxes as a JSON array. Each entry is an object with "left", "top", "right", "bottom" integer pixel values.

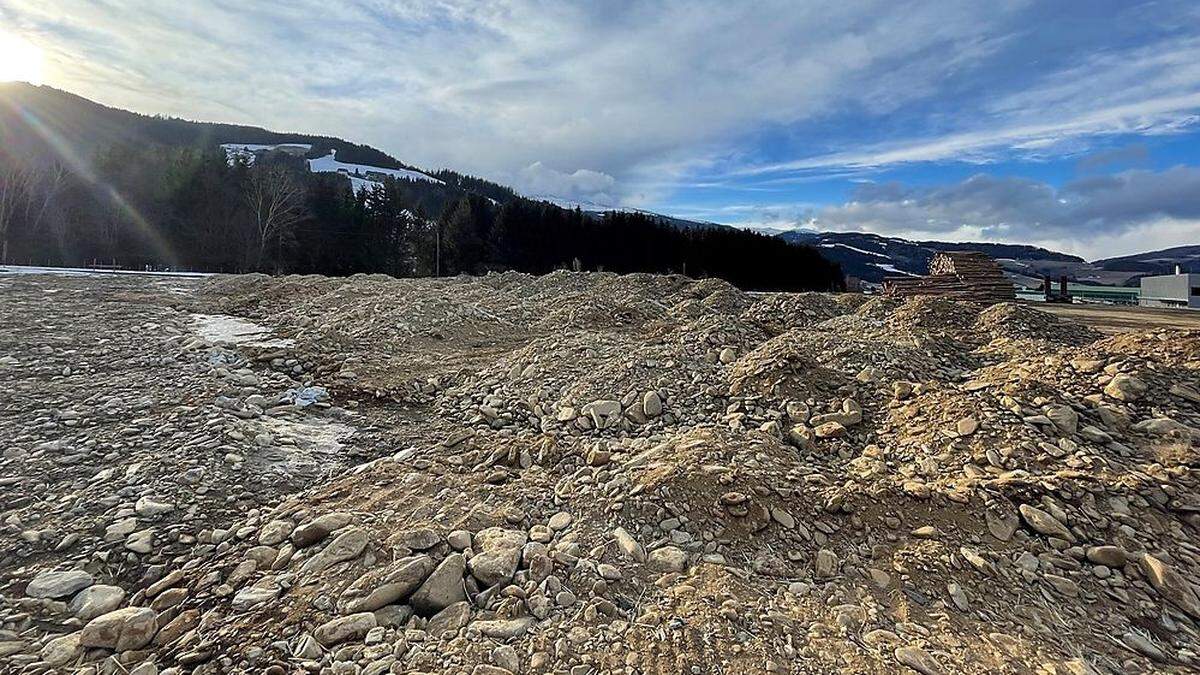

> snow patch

[
  {"left": 872, "top": 263, "right": 918, "bottom": 276},
  {"left": 307, "top": 150, "right": 443, "bottom": 192},
  {"left": 0, "top": 265, "right": 210, "bottom": 278},
  {"left": 820, "top": 242, "right": 888, "bottom": 258}
]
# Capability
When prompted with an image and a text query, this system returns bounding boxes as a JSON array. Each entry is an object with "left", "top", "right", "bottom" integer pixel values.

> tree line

[{"left": 0, "top": 142, "right": 842, "bottom": 291}]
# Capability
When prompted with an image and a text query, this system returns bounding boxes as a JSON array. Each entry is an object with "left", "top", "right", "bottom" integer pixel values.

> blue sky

[{"left": 1, "top": 0, "right": 1198, "bottom": 259}]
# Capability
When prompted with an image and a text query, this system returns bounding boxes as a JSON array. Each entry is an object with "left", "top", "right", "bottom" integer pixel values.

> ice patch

[
  {"left": 254, "top": 414, "right": 356, "bottom": 481},
  {"left": 191, "top": 314, "right": 294, "bottom": 348}
]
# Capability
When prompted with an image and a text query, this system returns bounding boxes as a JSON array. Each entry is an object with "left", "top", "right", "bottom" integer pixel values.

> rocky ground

[{"left": 1, "top": 270, "right": 1199, "bottom": 675}]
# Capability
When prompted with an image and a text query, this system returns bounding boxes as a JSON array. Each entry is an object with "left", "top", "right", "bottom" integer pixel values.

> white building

[{"left": 1139, "top": 267, "right": 1200, "bottom": 309}]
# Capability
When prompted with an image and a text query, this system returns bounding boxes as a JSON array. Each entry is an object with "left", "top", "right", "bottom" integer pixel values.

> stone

[
  {"left": 79, "top": 607, "right": 158, "bottom": 652},
  {"left": 69, "top": 584, "right": 127, "bottom": 621},
  {"left": 1044, "top": 405, "right": 1079, "bottom": 436},
  {"left": 895, "top": 646, "right": 945, "bottom": 675},
  {"left": 468, "top": 528, "right": 527, "bottom": 587},
  {"left": 582, "top": 400, "right": 622, "bottom": 429},
  {"left": 302, "top": 527, "right": 369, "bottom": 574},
  {"left": 814, "top": 421, "right": 846, "bottom": 438},
  {"left": 292, "top": 512, "right": 353, "bottom": 548},
  {"left": 956, "top": 416, "right": 979, "bottom": 436},
  {"left": 613, "top": 527, "right": 646, "bottom": 563},
  {"left": 471, "top": 617, "right": 536, "bottom": 639},
  {"left": 125, "top": 529, "right": 155, "bottom": 554},
  {"left": 134, "top": 496, "right": 175, "bottom": 517},
  {"left": 26, "top": 569, "right": 94, "bottom": 599},
  {"left": 258, "top": 520, "right": 294, "bottom": 546},
  {"left": 1086, "top": 545, "right": 1127, "bottom": 568},
  {"left": 427, "top": 601, "right": 472, "bottom": 637},
  {"left": 770, "top": 507, "right": 795, "bottom": 529},
  {"left": 1018, "top": 504, "right": 1073, "bottom": 541},
  {"left": 815, "top": 549, "right": 839, "bottom": 579},
  {"left": 642, "top": 391, "right": 663, "bottom": 417},
  {"left": 314, "top": 612, "right": 377, "bottom": 646},
  {"left": 341, "top": 555, "right": 434, "bottom": 613},
  {"left": 448, "top": 530, "right": 473, "bottom": 550},
  {"left": 410, "top": 553, "right": 467, "bottom": 615},
  {"left": 647, "top": 546, "right": 688, "bottom": 573},
  {"left": 548, "top": 512, "right": 573, "bottom": 531},
  {"left": 41, "top": 632, "right": 84, "bottom": 667},
  {"left": 393, "top": 527, "right": 441, "bottom": 550},
  {"left": 232, "top": 581, "right": 281, "bottom": 610},
  {"left": 1104, "top": 373, "right": 1147, "bottom": 402},
  {"left": 1140, "top": 553, "right": 1200, "bottom": 619}
]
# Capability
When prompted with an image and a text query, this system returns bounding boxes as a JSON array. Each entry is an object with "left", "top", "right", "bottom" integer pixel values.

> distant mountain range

[{"left": 775, "top": 230, "right": 1195, "bottom": 287}]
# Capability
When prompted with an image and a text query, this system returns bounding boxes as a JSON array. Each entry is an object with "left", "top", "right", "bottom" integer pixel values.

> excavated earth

[{"left": 2, "top": 270, "right": 1199, "bottom": 675}]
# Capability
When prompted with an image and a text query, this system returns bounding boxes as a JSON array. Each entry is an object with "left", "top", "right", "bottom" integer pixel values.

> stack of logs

[{"left": 882, "top": 251, "right": 1015, "bottom": 303}]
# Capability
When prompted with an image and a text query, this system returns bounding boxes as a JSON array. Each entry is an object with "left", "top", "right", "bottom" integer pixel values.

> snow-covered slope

[
  {"left": 220, "top": 143, "right": 312, "bottom": 164},
  {"left": 306, "top": 150, "right": 443, "bottom": 188},
  {"left": 220, "top": 144, "right": 443, "bottom": 194}
]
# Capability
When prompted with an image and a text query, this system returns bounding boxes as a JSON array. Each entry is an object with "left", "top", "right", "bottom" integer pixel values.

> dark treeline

[{"left": 0, "top": 142, "right": 842, "bottom": 291}]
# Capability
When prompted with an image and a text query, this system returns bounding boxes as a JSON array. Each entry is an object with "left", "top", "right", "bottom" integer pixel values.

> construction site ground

[{"left": 2, "top": 270, "right": 1199, "bottom": 675}]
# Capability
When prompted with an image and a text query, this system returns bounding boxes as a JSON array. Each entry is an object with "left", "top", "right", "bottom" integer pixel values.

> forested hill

[
  {"left": 0, "top": 82, "right": 514, "bottom": 201},
  {"left": 0, "top": 83, "right": 841, "bottom": 291}
]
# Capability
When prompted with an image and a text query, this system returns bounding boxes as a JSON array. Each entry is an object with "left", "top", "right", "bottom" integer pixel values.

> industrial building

[{"left": 1139, "top": 269, "right": 1200, "bottom": 309}]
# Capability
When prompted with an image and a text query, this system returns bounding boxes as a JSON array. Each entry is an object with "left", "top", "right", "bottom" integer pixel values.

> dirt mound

[{"left": 975, "top": 302, "right": 1103, "bottom": 345}]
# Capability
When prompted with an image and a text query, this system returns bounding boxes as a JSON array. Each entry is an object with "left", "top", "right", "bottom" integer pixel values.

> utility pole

[{"left": 435, "top": 222, "right": 440, "bottom": 277}]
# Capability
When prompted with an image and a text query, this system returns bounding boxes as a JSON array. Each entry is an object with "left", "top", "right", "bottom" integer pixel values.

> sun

[{"left": 0, "top": 31, "right": 45, "bottom": 85}]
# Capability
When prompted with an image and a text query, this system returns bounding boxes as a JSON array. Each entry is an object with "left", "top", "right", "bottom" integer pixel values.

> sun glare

[{"left": 0, "top": 31, "right": 44, "bottom": 84}]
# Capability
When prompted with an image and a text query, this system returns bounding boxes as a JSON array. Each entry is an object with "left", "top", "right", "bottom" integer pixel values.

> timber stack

[{"left": 882, "top": 250, "right": 1015, "bottom": 302}]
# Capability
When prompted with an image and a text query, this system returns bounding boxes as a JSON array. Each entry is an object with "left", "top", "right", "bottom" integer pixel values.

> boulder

[
  {"left": 647, "top": 546, "right": 688, "bottom": 573},
  {"left": 468, "top": 528, "right": 527, "bottom": 587},
  {"left": 1104, "top": 373, "right": 1147, "bottom": 402},
  {"left": 26, "top": 569, "right": 94, "bottom": 599},
  {"left": 79, "top": 607, "right": 158, "bottom": 652},
  {"left": 1141, "top": 553, "right": 1200, "bottom": 619},
  {"left": 340, "top": 555, "right": 434, "bottom": 613},
  {"left": 410, "top": 554, "right": 467, "bottom": 615},
  {"left": 301, "top": 527, "right": 369, "bottom": 574},
  {"left": 314, "top": 612, "right": 376, "bottom": 646},
  {"left": 68, "top": 584, "right": 127, "bottom": 621},
  {"left": 292, "top": 512, "right": 353, "bottom": 548}
]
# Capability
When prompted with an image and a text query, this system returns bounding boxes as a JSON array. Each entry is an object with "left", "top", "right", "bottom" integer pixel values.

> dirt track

[{"left": 1038, "top": 302, "right": 1200, "bottom": 334}]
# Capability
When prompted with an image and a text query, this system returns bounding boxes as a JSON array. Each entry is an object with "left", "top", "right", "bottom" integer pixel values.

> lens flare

[{"left": 0, "top": 31, "right": 44, "bottom": 84}]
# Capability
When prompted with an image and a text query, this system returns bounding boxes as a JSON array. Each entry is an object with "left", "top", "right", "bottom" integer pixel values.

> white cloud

[
  {"left": 516, "top": 161, "right": 616, "bottom": 205},
  {"left": 0, "top": 0, "right": 1036, "bottom": 200},
  {"left": 804, "top": 168, "right": 1200, "bottom": 259}
]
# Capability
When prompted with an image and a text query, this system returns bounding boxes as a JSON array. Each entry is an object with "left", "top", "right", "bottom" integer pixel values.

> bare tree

[
  {"left": 0, "top": 163, "right": 34, "bottom": 265},
  {"left": 23, "top": 163, "right": 66, "bottom": 236},
  {"left": 242, "top": 165, "right": 305, "bottom": 271},
  {"left": 0, "top": 162, "right": 68, "bottom": 265}
]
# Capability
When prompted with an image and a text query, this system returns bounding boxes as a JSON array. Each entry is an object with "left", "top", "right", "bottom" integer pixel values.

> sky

[{"left": 1, "top": 0, "right": 1198, "bottom": 260}]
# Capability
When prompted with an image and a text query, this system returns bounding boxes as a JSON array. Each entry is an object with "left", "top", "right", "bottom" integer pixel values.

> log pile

[{"left": 882, "top": 251, "right": 1015, "bottom": 303}]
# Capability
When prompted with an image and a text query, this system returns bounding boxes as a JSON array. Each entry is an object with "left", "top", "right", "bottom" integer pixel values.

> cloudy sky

[{"left": 2, "top": 0, "right": 1199, "bottom": 259}]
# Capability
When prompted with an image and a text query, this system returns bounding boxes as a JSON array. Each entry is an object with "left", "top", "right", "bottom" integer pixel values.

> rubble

[{"left": 2, "top": 270, "right": 1200, "bottom": 673}]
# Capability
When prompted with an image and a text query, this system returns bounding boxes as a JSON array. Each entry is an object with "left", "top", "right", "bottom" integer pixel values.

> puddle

[{"left": 191, "top": 313, "right": 295, "bottom": 348}]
